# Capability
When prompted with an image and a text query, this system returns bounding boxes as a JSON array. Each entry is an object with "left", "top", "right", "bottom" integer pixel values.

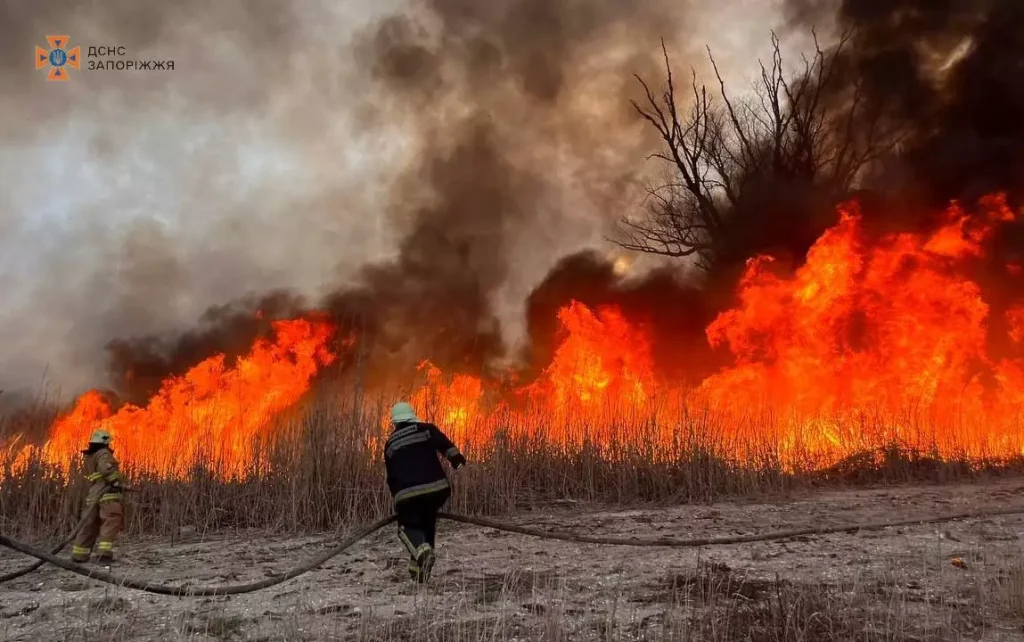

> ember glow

[{"left": 11, "top": 196, "right": 1024, "bottom": 477}]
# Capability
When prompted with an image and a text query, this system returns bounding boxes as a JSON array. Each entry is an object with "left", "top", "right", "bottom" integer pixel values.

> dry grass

[
  {"left": 297, "top": 556, "right": 1024, "bottom": 641},
  {"left": 3, "top": 386, "right": 1024, "bottom": 542},
  {"left": 31, "top": 559, "right": 1018, "bottom": 641},
  {"left": 0, "top": 401, "right": 781, "bottom": 540},
  {"left": 5, "top": 461, "right": 1024, "bottom": 641}
]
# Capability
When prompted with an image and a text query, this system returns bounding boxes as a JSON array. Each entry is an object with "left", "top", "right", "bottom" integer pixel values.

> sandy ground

[{"left": 4, "top": 480, "right": 1024, "bottom": 641}]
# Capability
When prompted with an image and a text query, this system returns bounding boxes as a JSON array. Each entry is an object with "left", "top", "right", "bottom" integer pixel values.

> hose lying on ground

[
  {"left": 0, "top": 486, "right": 108, "bottom": 583},
  {"left": 439, "top": 505, "right": 1024, "bottom": 546},
  {"left": 0, "top": 516, "right": 397, "bottom": 596},
  {"left": 2, "top": 505, "right": 1024, "bottom": 596}
]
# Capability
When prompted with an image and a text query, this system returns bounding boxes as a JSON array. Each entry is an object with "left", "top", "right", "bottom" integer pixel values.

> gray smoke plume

[
  {"left": 0, "top": 0, "right": 407, "bottom": 398},
  {"left": 0, "top": 0, "right": 794, "bottom": 401}
]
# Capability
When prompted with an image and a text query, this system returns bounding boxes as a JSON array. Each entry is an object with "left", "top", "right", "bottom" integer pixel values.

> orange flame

[
  {"left": 399, "top": 302, "right": 659, "bottom": 449},
  {"left": 404, "top": 195, "right": 1024, "bottom": 467},
  {"left": 1008, "top": 307, "right": 1024, "bottom": 345},
  {"left": 518, "top": 301, "right": 657, "bottom": 442},
  {"left": 33, "top": 318, "right": 336, "bottom": 479},
  {"left": 17, "top": 195, "right": 1024, "bottom": 477},
  {"left": 696, "top": 194, "right": 1021, "bottom": 463},
  {"left": 408, "top": 361, "right": 484, "bottom": 444}
]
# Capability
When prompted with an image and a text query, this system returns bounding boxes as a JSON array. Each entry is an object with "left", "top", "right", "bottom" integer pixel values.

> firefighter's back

[{"left": 385, "top": 422, "right": 448, "bottom": 499}]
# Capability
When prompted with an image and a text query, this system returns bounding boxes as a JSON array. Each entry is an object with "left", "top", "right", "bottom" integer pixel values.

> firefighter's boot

[
  {"left": 70, "top": 546, "right": 91, "bottom": 564},
  {"left": 415, "top": 544, "right": 435, "bottom": 583},
  {"left": 95, "top": 541, "right": 115, "bottom": 563}
]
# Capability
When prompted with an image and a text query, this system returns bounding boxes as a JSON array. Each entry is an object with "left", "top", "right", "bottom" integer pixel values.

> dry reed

[{"left": 3, "top": 386, "right": 1021, "bottom": 542}]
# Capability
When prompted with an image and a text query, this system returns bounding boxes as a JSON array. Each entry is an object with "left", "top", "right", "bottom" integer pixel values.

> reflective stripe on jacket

[
  {"left": 384, "top": 422, "right": 463, "bottom": 503},
  {"left": 83, "top": 447, "right": 124, "bottom": 506}
]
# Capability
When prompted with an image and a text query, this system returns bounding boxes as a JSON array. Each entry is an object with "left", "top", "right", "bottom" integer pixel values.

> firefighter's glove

[{"left": 450, "top": 453, "right": 467, "bottom": 470}]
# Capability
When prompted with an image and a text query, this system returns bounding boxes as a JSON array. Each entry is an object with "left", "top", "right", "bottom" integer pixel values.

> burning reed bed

[
  {"left": 3, "top": 389, "right": 1021, "bottom": 542},
  {"left": 3, "top": 194, "right": 1022, "bottom": 541}
]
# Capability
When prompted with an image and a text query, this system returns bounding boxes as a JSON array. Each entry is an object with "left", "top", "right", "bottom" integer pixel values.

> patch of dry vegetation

[
  {"left": 237, "top": 560, "right": 1023, "bottom": 641},
  {"left": 3, "top": 391, "right": 1023, "bottom": 543},
  {"left": 5, "top": 471, "right": 1024, "bottom": 641}
]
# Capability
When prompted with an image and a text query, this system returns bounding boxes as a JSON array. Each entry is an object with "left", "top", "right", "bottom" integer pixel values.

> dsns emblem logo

[{"left": 36, "top": 36, "right": 80, "bottom": 81}]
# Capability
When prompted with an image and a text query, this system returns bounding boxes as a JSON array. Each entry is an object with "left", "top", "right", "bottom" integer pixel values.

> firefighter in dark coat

[{"left": 384, "top": 402, "right": 466, "bottom": 583}]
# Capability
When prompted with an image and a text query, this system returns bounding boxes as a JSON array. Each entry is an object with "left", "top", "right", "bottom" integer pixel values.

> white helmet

[{"left": 390, "top": 402, "right": 420, "bottom": 424}]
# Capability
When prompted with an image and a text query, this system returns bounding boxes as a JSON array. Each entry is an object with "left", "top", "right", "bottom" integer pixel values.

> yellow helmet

[{"left": 88, "top": 429, "right": 112, "bottom": 446}]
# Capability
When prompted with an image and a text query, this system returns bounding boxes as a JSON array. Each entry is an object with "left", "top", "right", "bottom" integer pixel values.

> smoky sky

[
  {"left": 784, "top": 0, "right": 1024, "bottom": 208},
  {"left": 0, "top": 0, "right": 804, "bottom": 401},
  {"left": 0, "top": 0, "right": 410, "bottom": 398}
]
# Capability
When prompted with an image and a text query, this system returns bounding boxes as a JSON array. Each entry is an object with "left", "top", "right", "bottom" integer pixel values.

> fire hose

[
  {"left": 2, "top": 504, "right": 1024, "bottom": 596},
  {"left": 0, "top": 484, "right": 112, "bottom": 584}
]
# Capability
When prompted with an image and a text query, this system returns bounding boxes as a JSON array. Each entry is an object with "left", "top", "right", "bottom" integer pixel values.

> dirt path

[{"left": 3, "top": 480, "right": 1024, "bottom": 641}]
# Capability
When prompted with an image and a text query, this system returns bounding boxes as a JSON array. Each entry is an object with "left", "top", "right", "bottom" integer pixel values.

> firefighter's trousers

[
  {"left": 395, "top": 487, "right": 451, "bottom": 564},
  {"left": 72, "top": 498, "right": 123, "bottom": 562}
]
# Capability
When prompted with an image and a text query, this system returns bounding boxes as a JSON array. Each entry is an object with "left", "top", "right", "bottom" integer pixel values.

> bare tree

[{"left": 617, "top": 32, "right": 904, "bottom": 270}]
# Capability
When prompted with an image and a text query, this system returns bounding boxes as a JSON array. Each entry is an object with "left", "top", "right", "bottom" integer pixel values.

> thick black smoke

[
  {"left": 785, "top": 0, "right": 1024, "bottom": 210},
  {"left": 0, "top": 0, "right": 705, "bottom": 402},
  {"left": 20, "top": 0, "right": 697, "bottom": 404},
  {"left": 20, "top": 0, "right": 1019, "bottom": 412},
  {"left": 781, "top": 0, "right": 1024, "bottom": 351},
  {"left": 523, "top": 251, "right": 721, "bottom": 385},
  {"left": 102, "top": 291, "right": 309, "bottom": 405},
  {"left": 338, "top": 0, "right": 691, "bottom": 380}
]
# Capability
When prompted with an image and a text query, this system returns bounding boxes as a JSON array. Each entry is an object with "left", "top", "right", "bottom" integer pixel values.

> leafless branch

[{"left": 615, "top": 29, "right": 902, "bottom": 269}]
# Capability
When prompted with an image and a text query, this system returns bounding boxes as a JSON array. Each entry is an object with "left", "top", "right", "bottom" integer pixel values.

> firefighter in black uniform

[{"left": 384, "top": 401, "right": 466, "bottom": 583}]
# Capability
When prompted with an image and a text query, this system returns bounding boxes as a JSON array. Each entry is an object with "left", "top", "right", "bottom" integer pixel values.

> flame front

[
  {"left": 12, "top": 196, "right": 1024, "bottom": 478},
  {"left": 406, "top": 195, "right": 1024, "bottom": 467},
  {"left": 27, "top": 318, "right": 336, "bottom": 479},
  {"left": 696, "top": 195, "right": 1023, "bottom": 464}
]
